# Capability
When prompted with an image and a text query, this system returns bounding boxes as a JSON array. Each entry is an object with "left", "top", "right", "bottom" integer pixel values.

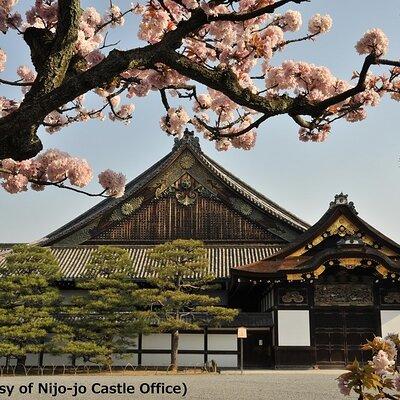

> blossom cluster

[
  {"left": 337, "top": 335, "right": 400, "bottom": 398},
  {"left": 0, "top": 149, "right": 126, "bottom": 197}
]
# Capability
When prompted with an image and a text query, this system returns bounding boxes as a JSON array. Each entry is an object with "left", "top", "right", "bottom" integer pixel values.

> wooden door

[
  {"left": 242, "top": 330, "right": 272, "bottom": 368},
  {"left": 314, "top": 309, "right": 377, "bottom": 365}
]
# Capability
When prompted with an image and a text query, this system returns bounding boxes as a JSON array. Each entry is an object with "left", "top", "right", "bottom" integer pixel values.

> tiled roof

[{"left": 0, "top": 245, "right": 281, "bottom": 279}]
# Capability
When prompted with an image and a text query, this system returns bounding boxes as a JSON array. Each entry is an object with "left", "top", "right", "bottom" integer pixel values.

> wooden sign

[{"left": 237, "top": 327, "right": 247, "bottom": 338}]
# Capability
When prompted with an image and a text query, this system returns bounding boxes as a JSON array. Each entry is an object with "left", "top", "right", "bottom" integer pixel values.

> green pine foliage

[
  {"left": 0, "top": 244, "right": 61, "bottom": 365},
  {"left": 141, "top": 239, "right": 238, "bottom": 369},
  {"left": 56, "top": 246, "right": 151, "bottom": 366}
]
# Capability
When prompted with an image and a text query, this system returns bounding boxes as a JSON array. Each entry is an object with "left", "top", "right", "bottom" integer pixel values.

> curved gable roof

[{"left": 232, "top": 193, "right": 400, "bottom": 277}]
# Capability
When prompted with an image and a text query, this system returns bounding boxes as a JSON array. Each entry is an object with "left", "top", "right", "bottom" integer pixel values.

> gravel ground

[{"left": 0, "top": 371, "right": 357, "bottom": 400}]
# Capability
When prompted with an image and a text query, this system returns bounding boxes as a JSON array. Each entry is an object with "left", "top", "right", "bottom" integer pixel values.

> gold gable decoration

[
  {"left": 288, "top": 216, "right": 361, "bottom": 258},
  {"left": 156, "top": 173, "right": 217, "bottom": 206}
]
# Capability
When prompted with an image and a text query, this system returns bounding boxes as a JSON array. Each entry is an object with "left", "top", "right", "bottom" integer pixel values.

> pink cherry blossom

[
  {"left": 106, "top": 5, "right": 125, "bottom": 26},
  {"left": 81, "top": 7, "right": 102, "bottom": 29},
  {"left": 44, "top": 111, "right": 68, "bottom": 133},
  {"left": 26, "top": 0, "right": 58, "bottom": 28},
  {"left": 98, "top": 169, "right": 126, "bottom": 197},
  {"left": 46, "top": 157, "right": 70, "bottom": 182},
  {"left": 138, "top": 7, "right": 171, "bottom": 44},
  {"left": 16, "top": 65, "right": 36, "bottom": 93},
  {"left": 337, "top": 377, "right": 351, "bottom": 396},
  {"left": 17, "top": 65, "right": 35, "bottom": 82},
  {"left": 67, "top": 158, "right": 93, "bottom": 187},
  {"left": 0, "top": 0, "right": 19, "bottom": 32},
  {"left": 0, "top": 96, "right": 19, "bottom": 117},
  {"left": 281, "top": 10, "right": 302, "bottom": 32},
  {"left": 1, "top": 173, "right": 28, "bottom": 194},
  {"left": 231, "top": 130, "right": 257, "bottom": 150},
  {"left": 308, "top": 14, "right": 332, "bottom": 35},
  {"left": 0, "top": 148, "right": 99, "bottom": 194},
  {"left": 0, "top": 49, "right": 6, "bottom": 72},
  {"left": 36, "top": 149, "right": 70, "bottom": 170},
  {"left": 370, "top": 350, "right": 394, "bottom": 375},
  {"left": 215, "top": 138, "right": 232, "bottom": 151},
  {"left": 118, "top": 104, "right": 135, "bottom": 119},
  {"left": 299, "top": 124, "right": 330, "bottom": 143},
  {"left": 345, "top": 108, "right": 367, "bottom": 123},
  {"left": 353, "top": 89, "right": 381, "bottom": 107},
  {"left": 355, "top": 28, "right": 389, "bottom": 56},
  {"left": 182, "top": 0, "right": 198, "bottom": 10},
  {"left": 109, "top": 95, "right": 121, "bottom": 109},
  {"left": 160, "top": 107, "right": 190, "bottom": 137},
  {"left": 193, "top": 94, "right": 212, "bottom": 112}
]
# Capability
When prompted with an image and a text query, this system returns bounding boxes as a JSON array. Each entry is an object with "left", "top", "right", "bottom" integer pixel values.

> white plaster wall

[
  {"left": 142, "top": 333, "right": 171, "bottom": 350},
  {"left": 208, "top": 334, "right": 237, "bottom": 351},
  {"left": 381, "top": 310, "right": 400, "bottom": 338},
  {"left": 141, "top": 353, "right": 171, "bottom": 367},
  {"left": 178, "top": 354, "right": 204, "bottom": 367},
  {"left": 0, "top": 355, "right": 39, "bottom": 366},
  {"left": 208, "top": 354, "right": 237, "bottom": 368},
  {"left": 111, "top": 354, "right": 138, "bottom": 366},
  {"left": 179, "top": 334, "right": 204, "bottom": 350},
  {"left": 25, "top": 353, "right": 40, "bottom": 366},
  {"left": 43, "top": 354, "right": 72, "bottom": 366},
  {"left": 278, "top": 310, "right": 310, "bottom": 346}
]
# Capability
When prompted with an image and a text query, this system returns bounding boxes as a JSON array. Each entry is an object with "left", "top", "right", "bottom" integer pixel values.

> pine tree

[
  {"left": 141, "top": 239, "right": 238, "bottom": 371},
  {"left": 0, "top": 244, "right": 61, "bottom": 367},
  {"left": 56, "top": 246, "right": 150, "bottom": 366}
]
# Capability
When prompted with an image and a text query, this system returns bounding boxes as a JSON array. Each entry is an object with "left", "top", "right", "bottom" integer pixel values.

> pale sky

[{"left": 1, "top": 0, "right": 399, "bottom": 243}]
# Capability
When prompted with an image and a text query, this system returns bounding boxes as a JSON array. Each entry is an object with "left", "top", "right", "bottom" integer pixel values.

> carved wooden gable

[
  {"left": 87, "top": 171, "right": 281, "bottom": 243},
  {"left": 46, "top": 135, "right": 307, "bottom": 247},
  {"left": 91, "top": 195, "right": 276, "bottom": 243}
]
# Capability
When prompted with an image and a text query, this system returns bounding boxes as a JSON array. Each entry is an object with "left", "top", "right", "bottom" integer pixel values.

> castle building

[{"left": 2, "top": 132, "right": 400, "bottom": 369}]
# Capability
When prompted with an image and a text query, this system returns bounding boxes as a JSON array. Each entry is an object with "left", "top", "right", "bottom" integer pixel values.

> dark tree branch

[
  {"left": 378, "top": 59, "right": 400, "bottom": 68},
  {"left": 0, "top": 0, "right": 395, "bottom": 162},
  {"left": 210, "top": 0, "right": 310, "bottom": 22},
  {"left": 0, "top": 78, "right": 33, "bottom": 87}
]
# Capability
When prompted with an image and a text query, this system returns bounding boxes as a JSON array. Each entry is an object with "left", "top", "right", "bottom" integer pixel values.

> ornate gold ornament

[
  {"left": 230, "top": 198, "right": 253, "bottom": 216},
  {"left": 313, "top": 265, "right": 326, "bottom": 277},
  {"left": 57, "top": 220, "right": 99, "bottom": 246},
  {"left": 282, "top": 291, "right": 304, "bottom": 303},
  {"left": 384, "top": 292, "right": 400, "bottom": 304},
  {"left": 179, "top": 153, "right": 195, "bottom": 170},
  {"left": 286, "top": 273, "right": 303, "bottom": 281},
  {"left": 328, "top": 216, "right": 358, "bottom": 237},
  {"left": 315, "top": 284, "right": 373, "bottom": 306},
  {"left": 338, "top": 258, "right": 362, "bottom": 269},
  {"left": 157, "top": 174, "right": 216, "bottom": 206},
  {"left": 121, "top": 196, "right": 144, "bottom": 215},
  {"left": 376, "top": 265, "right": 389, "bottom": 278}
]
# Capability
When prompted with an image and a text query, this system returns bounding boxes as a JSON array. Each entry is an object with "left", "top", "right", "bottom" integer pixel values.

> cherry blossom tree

[
  {"left": 0, "top": 0, "right": 399, "bottom": 197},
  {"left": 337, "top": 334, "right": 400, "bottom": 399}
]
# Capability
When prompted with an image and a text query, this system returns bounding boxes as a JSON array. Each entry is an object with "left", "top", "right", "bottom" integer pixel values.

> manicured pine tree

[
  {"left": 141, "top": 239, "right": 238, "bottom": 371},
  {"left": 56, "top": 246, "right": 150, "bottom": 366},
  {"left": 0, "top": 244, "right": 61, "bottom": 367}
]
